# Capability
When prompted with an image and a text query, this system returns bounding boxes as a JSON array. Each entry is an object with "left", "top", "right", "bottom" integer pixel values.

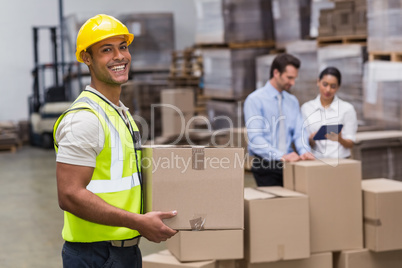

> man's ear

[
  {"left": 81, "top": 51, "right": 92, "bottom": 66},
  {"left": 273, "top": 69, "right": 280, "bottom": 78}
]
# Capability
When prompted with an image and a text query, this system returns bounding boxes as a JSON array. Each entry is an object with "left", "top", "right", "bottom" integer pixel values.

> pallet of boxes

[
  {"left": 117, "top": 12, "right": 175, "bottom": 141},
  {"left": 0, "top": 121, "right": 22, "bottom": 153},
  {"left": 362, "top": 0, "right": 402, "bottom": 131},
  {"left": 190, "top": 0, "right": 276, "bottom": 163}
]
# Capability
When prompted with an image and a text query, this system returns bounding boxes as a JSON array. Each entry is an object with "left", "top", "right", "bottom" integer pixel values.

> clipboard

[{"left": 313, "top": 124, "right": 343, "bottom": 140}]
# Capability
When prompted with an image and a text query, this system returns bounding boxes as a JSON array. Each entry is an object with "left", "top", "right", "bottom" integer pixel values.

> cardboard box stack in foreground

[
  {"left": 362, "top": 178, "right": 402, "bottom": 252},
  {"left": 243, "top": 187, "right": 309, "bottom": 263},
  {"left": 142, "top": 146, "right": 245, "bottom": 262},
  {"left": 142, "top": 151, "right": 402, "bottom": 267},
  {"left": 284, "top": 159, "right": 363, "bottom": 253}
]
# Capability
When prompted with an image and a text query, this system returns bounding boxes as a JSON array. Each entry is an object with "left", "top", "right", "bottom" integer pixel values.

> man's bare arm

[{"left": 56, "top": 162, "right": 177, "bottom": 242}]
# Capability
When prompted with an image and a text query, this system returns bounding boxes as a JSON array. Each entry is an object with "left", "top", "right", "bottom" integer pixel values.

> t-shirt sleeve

[{"left": 55, "top": 110, "right": 105, "bottom": 167}]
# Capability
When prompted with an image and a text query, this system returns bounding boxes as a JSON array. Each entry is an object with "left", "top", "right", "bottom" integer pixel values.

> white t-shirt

[
  {"left": 55, "top": 86, "right": 131, "bottom": 167},
  {"left": 301, "top": 95, "right": 357, "bottom": 159}
]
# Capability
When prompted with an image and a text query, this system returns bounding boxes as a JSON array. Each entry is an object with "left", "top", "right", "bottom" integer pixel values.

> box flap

[
  {"left": 244, "top": 187, "right": 276, "bottom": 200},
  {"left": 293, "top": 159, "right": 360, "bottom": 167},
  {"left": 258, "top": 186, "right": 307, "bottom": 198},
  {"left": 362, "top": 178, "right": 402, "bottom": 193}
]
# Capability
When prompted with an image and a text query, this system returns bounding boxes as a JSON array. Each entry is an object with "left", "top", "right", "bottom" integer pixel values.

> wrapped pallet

[
  {"left": 206, "top": 99, "right": 243, "bottom": 130},
  {"left": 311, "top": 0, "right": 335, "bottom": 37},
  {"left": 255, "top": 54, "right": 276, "bottom": 90},
  {"left": 367, "top": 0, "right": 402, "bottom": 52},
  {"left": 354, "top": 0, "right": 367, "bottom": 35},
  {"left": 194, "top": 0, "right": 275, "bottom": 44},
  {"left": 333, "top": 0, "right": 355, "bottom": 36},
  {"left": 318, "top": 44, "right": 367, "bottom": 122},
  {"left": 272, "top": 0, "right": 312, "bottom": 49},
  {"left": 202, "top": 47, "right": 270, "bottom": 100},
  {"left": 363, "top": 61, "right": 402, "bottom": 129},
  {"left": 118, "top": 13, "right": 175, "bottom": 71},
  {"left": 352, "top": 131, "right": 402, "bottom": 181},
  {"left": 286, "top": 40, "right": 319, "bottom": 106}
]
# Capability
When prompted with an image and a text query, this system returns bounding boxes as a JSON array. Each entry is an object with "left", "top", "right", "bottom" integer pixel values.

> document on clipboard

[{"left": 313, "top": 124, "right": 343, "bottom": 140}]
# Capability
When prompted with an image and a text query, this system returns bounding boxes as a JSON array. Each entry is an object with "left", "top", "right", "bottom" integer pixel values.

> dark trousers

[
  {"left": 62, "top": 241, "right": 142, "bottom": 268},
  {"left": 251, "top": 157, "right": 284, "bottom": 187}
]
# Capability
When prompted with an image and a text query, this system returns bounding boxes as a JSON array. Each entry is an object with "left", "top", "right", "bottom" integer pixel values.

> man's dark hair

[
  {"left": 319, "top": 66, "right": 342, "bottom": 86},
  {"left": 270, "top": 53, "right": 301, "bottom": 79}
]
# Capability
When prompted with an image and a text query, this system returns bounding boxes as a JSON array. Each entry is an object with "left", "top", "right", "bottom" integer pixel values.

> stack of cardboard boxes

[
  {"left": 363, "top": 61, "right": 402, "bottom": 130},
  {"left": 366, "top": 0, "right": 402, "bottom": 53},
  {"left": 318, "top": 0, "right": 367, "bottom": 37},
  {"left": 118, "top": 13, "right": 175, "bottom": 71},
  {"left": 272, "top": 0, "right": 312, "bottom": 49},
  {"left": 142, "top": 154, "right": 402, "bottom": 267},
  {"left": 202, "top": 47, "right": 270, "bottom": 101},
  {"left": 351, "top": 131, "right": 402, "bottom": 181},
  {"left": 0, "top": 121, "right": 22, "bottom": 153},
  {"left": 161, "top": 89, "right": 195, "bottom": 138},
  {"left": 142, "top": 146, "right": 245, "bottom": 267},
  {"left": 333, "top": 178, "right": 402, "bottom": 267},
  {"left": 194, "top": 0, "right": 276, "bottom": 133},
  {"left": 285, "top": 41, "right": 319, "bottom": 106},
  {"left": 194, "top": 0, "right": 275, "bottom": 45}
]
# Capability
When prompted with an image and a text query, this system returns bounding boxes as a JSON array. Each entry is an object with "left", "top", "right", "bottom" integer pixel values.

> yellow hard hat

[{"left": 75, "top": 14, "right": 134, "bottom": 63}]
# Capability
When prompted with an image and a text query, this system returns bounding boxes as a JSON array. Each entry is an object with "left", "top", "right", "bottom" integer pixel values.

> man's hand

[
  {"left": 137, "top": 211, "right": 178, "bottom": 243},
  {"left": 281, "top": 152, "right": 300, "bottom": 162},
  {"left": 300, "top": 152, "right": 315, "bottom": 160}
]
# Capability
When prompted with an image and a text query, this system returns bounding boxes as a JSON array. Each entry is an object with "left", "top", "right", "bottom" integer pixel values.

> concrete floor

[{"left": 0, "top": 146, "right": 255, "bottom": 267}]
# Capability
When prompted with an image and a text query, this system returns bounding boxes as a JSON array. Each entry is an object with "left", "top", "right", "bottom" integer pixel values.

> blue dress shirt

[{"left": 244, "top": 81, "right": 310, "bottom": 160}]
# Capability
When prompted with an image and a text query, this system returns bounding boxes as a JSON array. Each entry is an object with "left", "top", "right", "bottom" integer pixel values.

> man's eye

[
  {"left": 121, "top": 46, "right": 128, "bottom": 50},
  {"left": 103, "top": 48, "right": 112, "bottom": 53}
]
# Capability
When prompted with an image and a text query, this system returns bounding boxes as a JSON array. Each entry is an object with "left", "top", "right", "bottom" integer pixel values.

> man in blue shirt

[{"left": 244, "top": 53, "right": 314, "bottom": 186}]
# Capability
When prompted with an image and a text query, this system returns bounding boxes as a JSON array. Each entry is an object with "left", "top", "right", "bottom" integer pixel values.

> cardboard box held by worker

[
  {"left": 141, "top": 146, "right": 244, "bottom": 230},
  {"left": 167, "top": 229, "right": 243, "bottom": 262}
]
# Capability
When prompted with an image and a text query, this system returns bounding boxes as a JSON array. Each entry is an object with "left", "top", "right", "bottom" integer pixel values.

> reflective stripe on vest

[
  {"left": 87, "top": 173, "right": 141, "bottom": 193},
  {"left": 76, "top": 97, "right": 128, "bottom": 188}
]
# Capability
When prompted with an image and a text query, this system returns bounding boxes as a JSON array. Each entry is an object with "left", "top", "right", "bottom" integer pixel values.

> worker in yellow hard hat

[{"left": 53, "top": 14, "right": 177, "bottom": 267}]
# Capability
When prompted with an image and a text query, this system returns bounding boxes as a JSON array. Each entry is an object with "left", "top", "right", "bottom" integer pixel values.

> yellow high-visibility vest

[{"left": 53, "top": 90, "right": 142, "bottom": 242}]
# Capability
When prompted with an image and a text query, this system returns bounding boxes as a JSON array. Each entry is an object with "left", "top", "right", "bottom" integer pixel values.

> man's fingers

[{"left": 159, "top": 210, "right": 178, "bottom": 220}]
